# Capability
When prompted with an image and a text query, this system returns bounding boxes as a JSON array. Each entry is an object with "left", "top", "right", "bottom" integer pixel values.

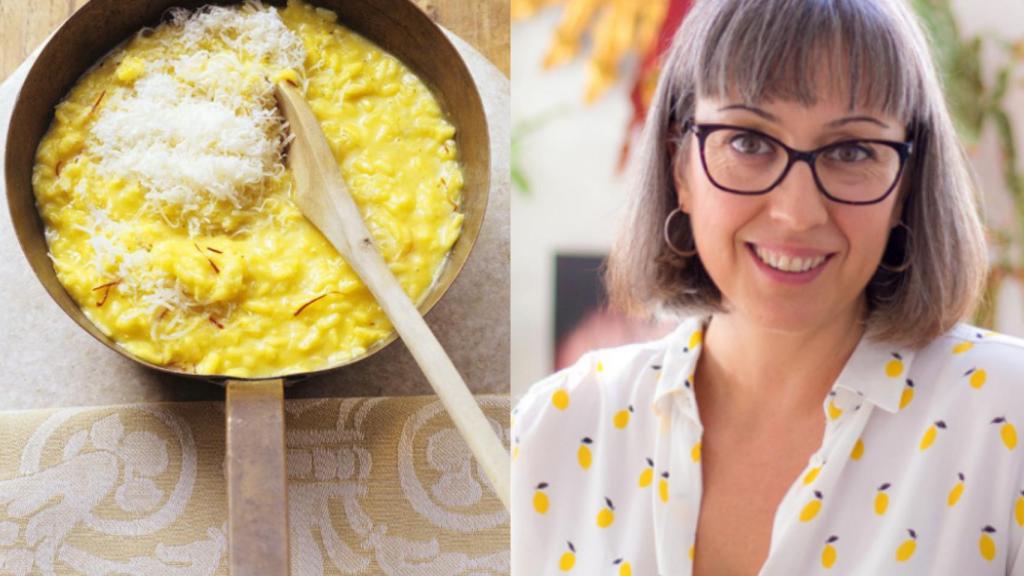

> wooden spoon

[{"left": 273, "top": 82, "right": 511, "bottom": 509}]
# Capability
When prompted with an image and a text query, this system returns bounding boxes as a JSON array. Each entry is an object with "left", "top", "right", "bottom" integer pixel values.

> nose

[{"left": 767, "top": 159, "right": 829, "bottom": 231}]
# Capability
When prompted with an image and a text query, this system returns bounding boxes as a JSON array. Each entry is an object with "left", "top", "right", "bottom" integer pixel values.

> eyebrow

[{"left": 717, "top": 104, "right": 890, "bottom": 129}]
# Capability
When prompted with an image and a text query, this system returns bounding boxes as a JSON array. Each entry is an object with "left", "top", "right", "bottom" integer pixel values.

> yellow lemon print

[
  {"left": 533, "top": 483, "right": 550, "bottom": 515},
  {"left": 691, "top": 441, "right": 702, "bottom": 463},
  {"left": 578, "top": 437, "right": 593, "bottom": 470},
  {"left": 966, "top": 368, "right": 987, "bottom": 389},
  {"left": 552, "top": 388, "right": 570, "bottom": 411},
  {"left": 652, "top": 364, "right": 664, "bottom": 382},
  {"left": 850, "top": 439, "right": 865, "bottom": 461},
  {"left": 596, "top": 360, "right": 605, "bottom": 373},
  {"left": 821, "top": 535, "right": 838, "bottom": 569},
  {"left": 559, "top": 542, "right": 576, "bottom": 572},
  {"left": 639, "top": 458, "right": 654, "bottom": 488},
  {"left": 689, "top": 544, "right": 695, "bottom": 560},
  {"left": 596, "top": 497, "right": 615, "bottom": 528},
  {"left": 993, "top": 417, "right": 1018, "bottom": 450},
  {"left": 875, "top": 483, "right": 890, "bottom": 516},
  {"left": 1005, "top": 421, "right": 1019, "bottom": 450},
  {"left": 980, "top": 526, "right": 997, "bottom": 561},
  {"left": 613, "top": 558, "right": 632, "bottom": 576},
  {"left": 953, "top": 341, "right": 974, "bottom": 354},
  {"left": 802, "top": 465, "right": 822, "bottom": 486},
  {"left": 896, "top": 529, "right": 917, "bottom": 562},
  {"left": 512, "top": 445, "right": 520, "bottom": 461},
  {"left": 885, "top": 353, "right": 904, "bottom": 378},
  {"left": 1016, "top": 491, "right": 1024, "bottom": 527},
  {"left": 947, "top": 473, "right": 965, "bottom": 507},
  {"left": 613, "top": 405, "right": 634, "bottom": 429},
  {"left": 827, "top": 397, "right": 843, "bottom": 421},
  {"left": 658, "top": 472, "right": 670, "bottom": 503},
  {"left": 686, "top": 330, "right": 703, "bottom": 352},
  {"left": 919, "top": 420, "right": 946, "bottom": 451},
  {"left": 899, "top": 380, "right": 914, "bottom": 410},
  {"left": 799, "top": 490, "right": 823, "bottom": 522}
]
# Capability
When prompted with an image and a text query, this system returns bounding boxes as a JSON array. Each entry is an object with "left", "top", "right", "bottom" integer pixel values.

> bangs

[{"left": 693, "top": 0, "right": 925, "bottom": 122}]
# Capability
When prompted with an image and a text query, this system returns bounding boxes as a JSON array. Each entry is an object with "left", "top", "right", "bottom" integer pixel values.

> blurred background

[{"left": 511, "top": 0, "right": 1024, "bottom": 397}]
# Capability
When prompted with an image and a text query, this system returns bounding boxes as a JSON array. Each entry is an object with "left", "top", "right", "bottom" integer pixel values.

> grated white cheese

[
  {"left": 166, "top": 2, "right": 306, "bottom": 72},
  {"left": 85, "top": 1, "right": 305, "bottom": 238},
  {"left": 74, "top": 1, "right": 307, "bottom": 335},
  {"left": 72, "top": 207, "right": 128, "bottom": 275}
]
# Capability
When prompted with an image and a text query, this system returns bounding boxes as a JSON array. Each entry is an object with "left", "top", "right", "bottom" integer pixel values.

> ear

[
  {"left": 889, "top": 193, "right": 905, "bottom": 228},
  {"left": 886, "top": 165, "right": 914, "bottom": 228},
  {"left": 671, "top": 148, "right": 692, "bottom": 214}
]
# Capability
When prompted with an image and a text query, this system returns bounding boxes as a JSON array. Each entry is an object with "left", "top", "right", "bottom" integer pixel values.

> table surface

[{"left": 0, "top": 0, "right": 509, "bottom": 82}]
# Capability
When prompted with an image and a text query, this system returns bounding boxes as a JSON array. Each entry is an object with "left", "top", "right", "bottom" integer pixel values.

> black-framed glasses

[{"left": 684, "top": 122, "right": 914, "bottom": 205}]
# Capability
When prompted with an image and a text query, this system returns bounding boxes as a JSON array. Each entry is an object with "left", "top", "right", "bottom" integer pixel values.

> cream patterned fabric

[{"left": 0, "top": 395, "right": 510, "bottom": 575}]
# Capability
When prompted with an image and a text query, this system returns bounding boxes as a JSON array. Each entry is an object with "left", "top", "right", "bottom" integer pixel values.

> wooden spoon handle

[
  {"left": 352, "top": 240, "right": 511, "bottom": 510},
  {"left": 312, "top": 186, "right": 512, "bottom": 506},
  {"left": 274, "top": 82, "right": 510, "bottom": 510},
  {"left": 226, "top": 378, "right": 289, "bottom": 574}
]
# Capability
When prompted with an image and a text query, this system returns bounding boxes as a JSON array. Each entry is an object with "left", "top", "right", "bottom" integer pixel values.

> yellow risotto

[{"left": 31, "top": 0, "right": 464, "bottom": 377}]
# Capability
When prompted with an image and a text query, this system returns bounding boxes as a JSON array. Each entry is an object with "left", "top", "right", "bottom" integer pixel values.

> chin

[{"left": 723, "top": 295, "right": 839, "bottom": 334}]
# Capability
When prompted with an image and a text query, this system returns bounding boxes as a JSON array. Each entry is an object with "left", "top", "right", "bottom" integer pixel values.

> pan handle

[{"left": 226, "top": 378, "right": 289, "bottom": 575}]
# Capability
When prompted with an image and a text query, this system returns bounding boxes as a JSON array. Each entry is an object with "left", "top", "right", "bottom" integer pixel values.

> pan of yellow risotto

[
  {"left": 6, "top": 0, "right": 487, "bottom": 379},
  {"left": 4, "top": 0, "right": 490, "bottom": 570}
]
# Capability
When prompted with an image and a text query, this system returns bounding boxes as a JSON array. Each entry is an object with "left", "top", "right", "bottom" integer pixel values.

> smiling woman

[{"left": 511, "top": 0, "right": 1024, "bottom": 575}]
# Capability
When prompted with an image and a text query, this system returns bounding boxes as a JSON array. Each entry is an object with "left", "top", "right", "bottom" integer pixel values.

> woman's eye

[
  {"left": 826, "top": 143, "right": 873, "bottom": 163},
  {"left": 728, "top": 133, "right": 772, "bottom": 155}
]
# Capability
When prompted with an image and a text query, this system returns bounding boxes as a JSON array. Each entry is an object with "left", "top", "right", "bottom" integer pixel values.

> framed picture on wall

[{"left": 553, "top": 254, "right": 676, "bottom": 370}]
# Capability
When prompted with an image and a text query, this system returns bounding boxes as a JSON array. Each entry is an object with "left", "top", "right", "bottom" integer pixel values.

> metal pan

[{"left": 4, "top": 0, "right": 490, "bottom": 572}]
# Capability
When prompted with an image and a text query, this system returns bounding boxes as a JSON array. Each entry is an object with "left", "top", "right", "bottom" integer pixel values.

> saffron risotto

[{"left": 31, "top": 0, "right": 464, "bottom": 377}]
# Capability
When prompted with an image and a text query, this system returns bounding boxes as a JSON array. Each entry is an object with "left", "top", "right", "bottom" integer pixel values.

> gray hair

[{"left": 606, "top": 0, "right": 988, "bottom": 348}]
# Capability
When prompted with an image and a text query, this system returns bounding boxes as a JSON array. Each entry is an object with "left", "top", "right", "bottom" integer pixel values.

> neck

[{"left": 697, "top": 299, "right": 867, "bottom": 418}]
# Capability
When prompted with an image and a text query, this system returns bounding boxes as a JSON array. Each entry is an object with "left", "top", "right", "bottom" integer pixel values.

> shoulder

[
  {"left": 909, "top": 323, "right": 1024, "bottom": 420},
  {"left": 510, "top": 318, "right": 703, "bottom": 570},
  {"left": 512, "top": 317, "right": 699, "bottom": 436},
  {"left": 913, "top": 323, "right": 1024, "bottom": 384}
]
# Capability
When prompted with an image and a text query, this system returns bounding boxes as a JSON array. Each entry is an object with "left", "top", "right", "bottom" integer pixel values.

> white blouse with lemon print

[{"left": 511, "top": 315, "right": 1024, "bottom": 575}]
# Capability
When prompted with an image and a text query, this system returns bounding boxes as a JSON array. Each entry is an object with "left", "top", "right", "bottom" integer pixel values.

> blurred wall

[
  {"left": 952, "top": 0, "right": 1024, "bottom": 340},
  {"left": 511, "top": 9, "right": 633, "bottom": 396}
]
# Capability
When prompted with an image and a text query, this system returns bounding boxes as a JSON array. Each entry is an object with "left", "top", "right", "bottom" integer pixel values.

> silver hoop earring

[
  {"left": 664, "top": 207, "right": 698, "bottom": 257},
  {"left": 879, "top": 221, "right": 913, "bottom": 273}
]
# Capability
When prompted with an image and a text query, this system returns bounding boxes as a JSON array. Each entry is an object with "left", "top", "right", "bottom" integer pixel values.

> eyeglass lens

[{"left": 701, "top": 127, "right": 902, "bottom": 204}]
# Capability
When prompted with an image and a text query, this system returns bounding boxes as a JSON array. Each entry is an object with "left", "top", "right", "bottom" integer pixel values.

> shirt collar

[
  {"left": 832, "top": 328, "right": 915, "bottom": 414},
  {"left": 651, "top": 315, "right": 708, "bottom": 419},
  {"left": 650, "top": 315, "right": 915, "bottom": 417}
]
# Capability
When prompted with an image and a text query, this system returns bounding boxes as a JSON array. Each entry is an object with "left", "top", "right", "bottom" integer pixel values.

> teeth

[{"left": 754, "top": 245, "right": 827, "bottom": 273}]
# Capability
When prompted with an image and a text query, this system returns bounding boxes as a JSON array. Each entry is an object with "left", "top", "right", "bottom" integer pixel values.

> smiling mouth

[{"left": 747, "top": 243, "right": 834, "bottom": 274}]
